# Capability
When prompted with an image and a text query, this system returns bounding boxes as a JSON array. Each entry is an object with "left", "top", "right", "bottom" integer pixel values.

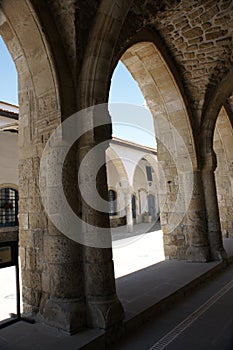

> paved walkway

[
  {"left": 113, "top": 258, "right": 233, "bottom": 350},
  {"left": 0, "top": 235, "right": 232, "bottom": 349}
]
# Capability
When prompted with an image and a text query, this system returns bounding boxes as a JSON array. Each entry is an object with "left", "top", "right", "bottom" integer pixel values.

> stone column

[
  {"left": 39, "top": 146, "right": 86, "bottom": 334},
  {"left": 202, "top": 168, "right": 226, "bottom": 260},
  {"left": 125, "top": 190, "right": 133, "bottom": 233},
  {"left": 78, "top": 122, "right": 124, "bottom": 330},
  {"left": 201, "top": 151, "right": 226, "bottom": 260},
  {"left": 84, "top": 245, "right": 124, "bottom": 330},
  {"left": 39, "top": 230, "right": 86, "bottom": 334},
  {"left": 185, "top": 170, "right": 211, "bottom": 262},
  {"left": 162, "top": 170, "right": 211, "bottom": 261}
]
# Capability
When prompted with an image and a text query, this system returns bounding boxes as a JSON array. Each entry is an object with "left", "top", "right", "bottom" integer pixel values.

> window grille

[
  {"left": 0, "top": 188, "right": 18, "bottom": 227},
  {"left": 146, "top": 166, "right": 153, "bottom": 181}
]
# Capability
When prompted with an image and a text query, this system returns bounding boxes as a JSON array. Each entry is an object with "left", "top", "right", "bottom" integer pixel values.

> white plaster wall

[
  {"left": 0, "top": 131, "right": 18, "bottom": 186},
  {"left": 133, "top": 160, "right": 158, "bottom": 215},
  {"left": 106, "top": 142, "right": 159, "bottom": 222},
  {"left": 106, "top": 160, "right": 119, "bottom": 188},
  {"left": 139, "top": 189, "right": 147, "bottom": 215},
  {"left": 110, "top": 143, "right": 156, "bottom": 186},
  {"left": 106, "top": 160, "right": 126, "bottom": 216}
]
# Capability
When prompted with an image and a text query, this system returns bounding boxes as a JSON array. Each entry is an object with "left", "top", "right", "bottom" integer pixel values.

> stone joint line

[{"left": 148, "top": 278, "right": 233, "bottom": 350}]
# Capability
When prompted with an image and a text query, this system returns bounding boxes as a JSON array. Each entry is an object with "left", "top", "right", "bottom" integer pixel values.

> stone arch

[
  {"left": 0, "top": 183, "right": 18, "bottom": 191},
  {"left": 200, "top": 68, "right": 233, "bottom": 166},
  {"left": 74, "top": 0, "right": 233, "bottom": 333},
  {"left": 214, "top": 107, "right": 233, "bottom": 238},
  {"left": 199, "top": 69, "right": 233, "bottom": 260},
  {"left": 77, "top": 0, "right": 207, "bottom": 262},
  {"left": 106, "top": 146, "right": 129, "bottom": 183},
  {"left": 108, "top": 186, "right": 117, "bottom": 192},
  {"left": 0, "top": 0, "right": 82, "bottom": 333},
  {"left": 79, "top": 0, "right": 212, "bottom": 258},
  {"left": 78, "top": 0, "right": 134, "bottom": 109},
  {"left": 120, "top": 41, "right": 210, "bottom": 261},
  {"left": 121, "top": 42, "right": 198, "bottom": 169}
]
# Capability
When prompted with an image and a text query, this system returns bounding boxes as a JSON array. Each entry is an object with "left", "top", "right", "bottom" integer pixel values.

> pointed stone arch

[
  {"left": 106, "top": 146, "right": 129, "bottom": 183},
  {"left": 214, "top": 107, "right": 233, "bottom": 238},
  {"left": 121, "top": 42, "right": 198, "bottom": 169},
  {"left": 199, "top": 68, "right": 233, "bottom": 260},
  {"left": 0, "top": 0, "right": 82, "bottom": 333},
  {"left": 120, "top": 41, "right": 209, "bottom": 261},
  {"left": 200, "top": 68, "right": 233, "bottom": 167}
]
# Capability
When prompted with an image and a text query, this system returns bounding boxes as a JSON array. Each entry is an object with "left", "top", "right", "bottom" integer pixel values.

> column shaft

[
  {"left": 185, "top": 170, "right": 211, "bottom": 262},
  {"left": 79, "top": 137, "right": 124, "bottom": 330},
  {"left": 202, "top": 169, "right": 226, "bottom": 260},
  {"left": 125, "top": 191, "right": 133, "bottom": 232}
]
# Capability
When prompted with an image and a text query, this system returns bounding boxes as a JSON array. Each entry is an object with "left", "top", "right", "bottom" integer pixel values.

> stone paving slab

[
  {"left": 0, "top": 238, "right": 232, "bottom": 349},
  {"left": 0, "top": 322, "right": 105, "bottom": 350}
]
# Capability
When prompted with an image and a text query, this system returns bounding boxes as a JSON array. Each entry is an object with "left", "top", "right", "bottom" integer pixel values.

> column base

[
  {"left": 38, "top": 295, "right": 86, "bottom": 334},
  {"left": 86, "top": 296, "right": 124, "bottom": 329},
  {"left": 127, "top": 224, "right": 133, "bottom": 233},
  {"left": 186, "top": 245, "right": 211, "bottom": 262},
  {"left": 211, "top": 247, "right": 227, "bottom": 261}
]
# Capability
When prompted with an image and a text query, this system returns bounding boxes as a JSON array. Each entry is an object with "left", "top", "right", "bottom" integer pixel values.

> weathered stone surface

[{"left": 0, "top": 0, "right": 232, "bottom": 337}]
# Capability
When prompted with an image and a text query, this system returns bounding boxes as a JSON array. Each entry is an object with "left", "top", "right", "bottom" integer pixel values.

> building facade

[
  {"left": 0, "top": 0, "right": 232, "bottom": 338},
  {"left": 0, "top": 102, "right": 18, "bottom": 241},
  {"left": 107, "top": 137, "right": 160, "bottom": 231}
]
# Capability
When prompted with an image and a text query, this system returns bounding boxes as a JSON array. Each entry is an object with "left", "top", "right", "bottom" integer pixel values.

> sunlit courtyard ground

[
  {"left": 0, "top": 266, "right": 17, "bottom": 322},
  {"left": 0, "top": 221, "right": 165, "bottom": 321},
  {"left": 112, "top": 221, "right": 165, "bottom": 278}
]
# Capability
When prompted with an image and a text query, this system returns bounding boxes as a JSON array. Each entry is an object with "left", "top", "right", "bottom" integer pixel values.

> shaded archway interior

[{"left": 0, "top": 0, "right": 232, "bottom": 338}]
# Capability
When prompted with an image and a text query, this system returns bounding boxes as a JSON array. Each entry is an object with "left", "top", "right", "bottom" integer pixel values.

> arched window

[
  {"left": 0, "top": 187, "right": 18, "bottom": 227},
  {"left": 108, "top": 190, "right": 117, "bottom": 216}
]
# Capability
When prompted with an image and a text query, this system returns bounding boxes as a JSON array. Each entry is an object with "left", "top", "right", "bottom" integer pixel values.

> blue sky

[
  {"left": 109, "top": 61, "right": 156, "bottom": 147},
  {"left": 109, "top": 61, "right": 145, "bottom": 105},
  {"left": 0, "top": 37, "right": 18, "bottom": 105},
  {"left": 0, "top": 36, "right": 156, "bottom": 147}
]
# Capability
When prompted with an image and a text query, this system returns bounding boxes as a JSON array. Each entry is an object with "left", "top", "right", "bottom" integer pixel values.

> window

[
  {"left": 146, "top": 166, "right": 153, "bottom": 181},
  {"left": 0, "top": 188, "right": 18, "bottom": 227},
  {"left": 108, "top": 190, "right": 117, "bottom": 216},
  {"left": 132, "top": 194, "right": 136, "bottom": 219}
]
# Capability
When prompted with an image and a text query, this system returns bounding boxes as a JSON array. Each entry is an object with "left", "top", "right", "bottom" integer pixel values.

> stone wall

[
  {"left": 0, "top": 0, "right": 232, "bottom": 335},
  {"left": 0, "top": 227, "right": 18, "bottom": 243}
]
